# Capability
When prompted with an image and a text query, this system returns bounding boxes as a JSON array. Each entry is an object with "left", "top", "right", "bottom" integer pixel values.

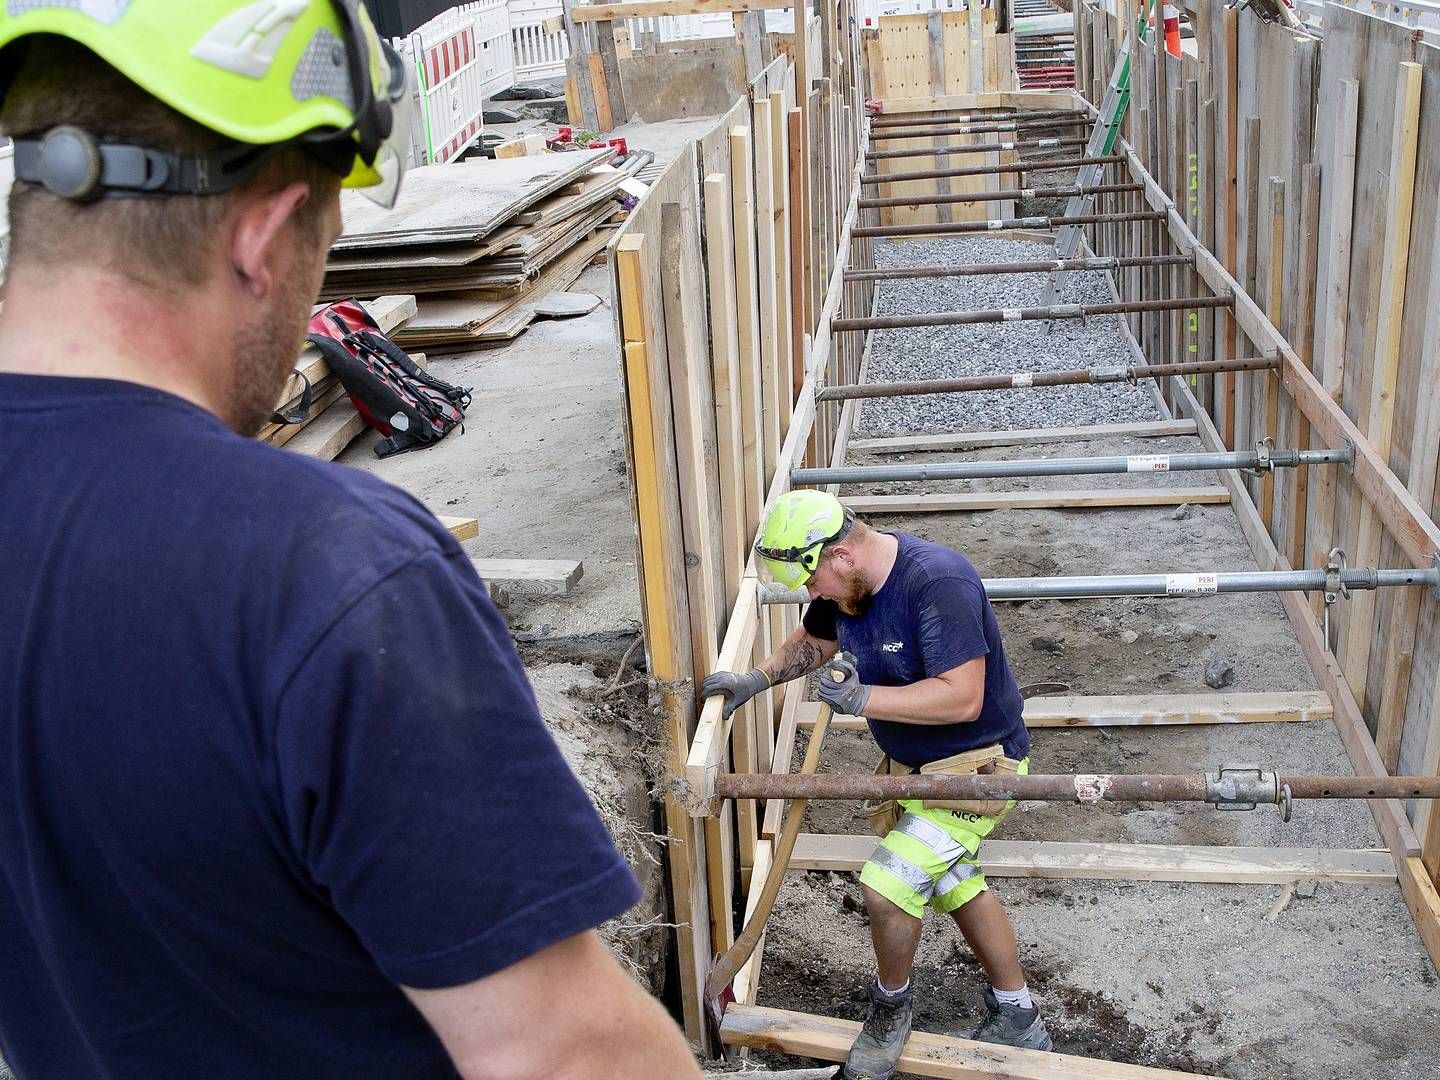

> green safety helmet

[
  {"left": 0, "top": 0, "right": 415, "bottom": 207},
  {"left": 754, "top": 490, "right": 854, "bottom": 590}
]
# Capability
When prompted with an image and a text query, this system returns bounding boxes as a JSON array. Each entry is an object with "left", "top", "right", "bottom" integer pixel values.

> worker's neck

[
  {"left": 0, "top": 266, "right": 226, "bottom": 418},
  {"left": 860, "top": 529, "right": 900, "bottom": 594}
]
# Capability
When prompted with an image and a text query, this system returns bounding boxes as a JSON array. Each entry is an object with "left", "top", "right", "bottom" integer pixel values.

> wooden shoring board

[
  {"left": 1305, "top": 72, "right": 1359, "bottom": 621},
  {"left": 1162, "top": 375, "right": 1440, "bottom": 970},
  {"left": 722, "top": 1004, "right": 1225, "bottom": 1079},
  {"left": 789, "top": 833, "right": 1397, "bottom": 885},
  {"left": 849, "top": 420, "right": 1199, "bottom": 455},
  {"left": 792, "top": 692, "right": 1331, "bottom": 731},
  {"left": 842, "top": 487, "right": 1231, "bottom": 514},
  {"left": 614, "top": 233, "right": 713, "bottom": 1047},
  {"left": 1339, "top": 61, "right": 1422, "bottom": 707}
]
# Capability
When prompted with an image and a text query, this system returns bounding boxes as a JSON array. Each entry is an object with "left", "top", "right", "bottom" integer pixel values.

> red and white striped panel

[
  {"left": 438, "top": 117, "right": 482, "bottom": 166},
  {"left": 424, "top": 25, "right": 476, "bottom": 88}
]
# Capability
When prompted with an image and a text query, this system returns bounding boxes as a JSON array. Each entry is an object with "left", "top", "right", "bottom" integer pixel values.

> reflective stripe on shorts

[{"left": 866, "top": 845, "right": 933, "bottom": 893}]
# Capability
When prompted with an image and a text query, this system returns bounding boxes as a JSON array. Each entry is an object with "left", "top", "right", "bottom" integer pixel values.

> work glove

[
  {"left": 701, "top": 668, "right": 771, "bottom": 719},
  {"left": 817, "top": 656, "right": 871, "bottom": 716}
]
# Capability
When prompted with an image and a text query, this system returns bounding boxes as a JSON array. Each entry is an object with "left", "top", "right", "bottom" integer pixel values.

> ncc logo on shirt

[{"left": 881, "top": 641, "right": 904, "bottom": 653}]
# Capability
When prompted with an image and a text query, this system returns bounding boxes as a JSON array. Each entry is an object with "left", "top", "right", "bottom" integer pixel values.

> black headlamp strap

[{"left": 13, "top": 127, "right": 274, "bottom": 201}]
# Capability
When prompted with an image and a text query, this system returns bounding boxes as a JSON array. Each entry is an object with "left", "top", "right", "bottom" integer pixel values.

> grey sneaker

[
  {"left": 843, "top": 980, "right": 913, "bottom": 1080},
  {"left": 970, "top": 987, "right": 1054, "bottom": 1051}
]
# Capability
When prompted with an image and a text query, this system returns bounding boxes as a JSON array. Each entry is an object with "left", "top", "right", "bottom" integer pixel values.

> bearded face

[{"left": 226, "top": 193, "right": 337, "bottom": 437}]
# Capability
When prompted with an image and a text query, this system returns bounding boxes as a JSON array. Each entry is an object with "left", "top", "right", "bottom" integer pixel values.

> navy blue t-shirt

[
  {"left": 0, "top": 375, "right": 640, "bottom": 1078},
  {"left": 803, "top": 532, "right": 1028, "bottom": 766}
]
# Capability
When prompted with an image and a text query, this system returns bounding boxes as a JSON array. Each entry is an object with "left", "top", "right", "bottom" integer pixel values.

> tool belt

[{"left": 864, "top": 744, "right": 1022, "bottom": 837}]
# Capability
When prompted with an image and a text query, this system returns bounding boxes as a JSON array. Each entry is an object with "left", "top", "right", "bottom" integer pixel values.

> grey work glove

[
  {"left": 701, "top": 668, "right": 771, "bottom": 719},
  {"left": 817, "top": 656, "right": 871, "bottom": 716}
]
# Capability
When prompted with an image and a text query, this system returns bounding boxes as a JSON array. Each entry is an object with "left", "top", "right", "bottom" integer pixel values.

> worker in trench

[
  {"left": 0, "top": 4, "right": 701, "bottom": 1078},
  {"left": 704, "top": 490, "right": 1053, "bottom": 1079}
]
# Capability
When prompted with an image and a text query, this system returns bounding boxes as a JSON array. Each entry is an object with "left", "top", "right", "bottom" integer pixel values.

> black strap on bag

[{"left": 306, "top": 300, "right": 472, "bottom": 457}]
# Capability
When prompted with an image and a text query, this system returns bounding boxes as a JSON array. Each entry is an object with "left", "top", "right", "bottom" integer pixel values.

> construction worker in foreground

[
  {"left": 0, "top": 4, "right": 699, "bottom": 1077},
  {"left": 704, "top": 490, "right": 1053, "bottom": 1080}
]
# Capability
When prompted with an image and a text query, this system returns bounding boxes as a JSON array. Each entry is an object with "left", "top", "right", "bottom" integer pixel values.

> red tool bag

[{"left": 306, "top": 299, "right": 472, "bottom": 458}]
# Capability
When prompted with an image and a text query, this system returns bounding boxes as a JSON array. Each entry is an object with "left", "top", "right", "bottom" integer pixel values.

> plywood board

[{"left": 334, "top": 148, "right": 615, "bottom": 250}]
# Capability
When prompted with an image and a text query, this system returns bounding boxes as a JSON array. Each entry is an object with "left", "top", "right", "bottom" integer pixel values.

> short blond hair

[{"left": 1, "top": 37, "right": 337, "bottom": 288}]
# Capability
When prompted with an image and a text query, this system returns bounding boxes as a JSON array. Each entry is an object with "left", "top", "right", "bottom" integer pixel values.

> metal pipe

[
  {"left": 867, "top": 136, "right": 1087, "bottom": 162},
  {"left": 713, "top": 770, "right": 1440, "bottom": 804},
  {"left": 815, "top": 356, "right": 1272, "bottom": 400},
  {"left": 859, "top": 154, "right": 1125, "bottom": 186},
  {"left": 756, "top": 562, "right": 1440, "bottom": 607},
  {"left": 859, "top": 182, "right": 1142, "bottom": 210},
  {"left": 853, "top": 211, "right": 1166, "bottom": 239},
  {"left": 842, "top": 254, "right": 1194, "bottom": 283},
  {"left": 832, "top": 293, "right": 1229, "bottom": 329},
  {"left": 870, "top": 107, "right": 1083, "bottom": 129},
  {"left": 870, "top": 118, "right": 1090, "bottom": 141},
  {"left": 790, "top": 446, "right": 1353, "bottom": 487}
]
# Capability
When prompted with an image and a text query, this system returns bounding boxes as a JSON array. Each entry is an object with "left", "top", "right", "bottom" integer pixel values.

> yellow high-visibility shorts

[{"left": 858, "top": 758, "right": 1029, "bottom": 918}]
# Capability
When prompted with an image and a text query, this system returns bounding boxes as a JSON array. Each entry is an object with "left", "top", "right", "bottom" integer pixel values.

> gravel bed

[{"left": 856, "top": 236, "right": 1163, "bottom": 436}]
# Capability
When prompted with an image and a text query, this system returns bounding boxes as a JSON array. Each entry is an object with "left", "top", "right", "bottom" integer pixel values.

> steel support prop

[
  {"left": 790, "top": 445, "right": 1353, "bottom": 486},
  {"left": 814, "top": 355, "right": 1272, "bottom": 400},
  {"left": 859, "top": 154, "right": 1126, "bottom": 186},
  {"left": 853, "top": 211, "right": 1166, "bottom": 239},
  {"left": 870, "top": 107, "right": 1084, "bottom": 129},
  {"left": 867, "top": 136, "right": 1087, "bottom": 162},
  {"left": 831, "top": 292, "right": 1228, "bottom": 329},
  {"left": 755, "top": 559, "right": 1440, "bottom": 606},
  {"left": 842, "top": 253, "right": 1193, "bottom": 283},
  {"left": 859, "top": 182, "right": 1142, "bottom": 210},
  {"left": 712, "top": 768, "right": 1440, "bottom": 807},
  {"left": 870, "top": 118, "right": 1090, "bottom": 141}
]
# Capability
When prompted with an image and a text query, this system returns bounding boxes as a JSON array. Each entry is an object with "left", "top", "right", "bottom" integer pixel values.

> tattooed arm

[{"left": 758, "top": 625, "right": 839, "bottom": 685}]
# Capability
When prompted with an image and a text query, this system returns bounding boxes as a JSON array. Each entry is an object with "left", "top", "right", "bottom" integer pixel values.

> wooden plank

[
  {"left": 1340, "top": 61, "right": 1422, "bottom": 703},
  {"left": 769, "top": 91, "right": 795, "bottom": 438},
  {"left": 1259, "top": 176, "right": 1283, "bottom": 532},
  {"left": 595, "top": 20, "right": 628, "bottom": 125},
  {"left": 1287, "top": 164, "right": 1321, "bottom": 575},
  {"left": 722, "top": 1004, "right": 1226, "bottom": 1079},
  {"left": 572, "top": 0, "right": 793, "bottom": 21},
  {"left": 751, "top": 106, "right": 784, "bottom": 479},
  {"left": 1022, "top": 691, "right": 1331, "bottom": 726},
  {"left": 283, "top": 396, "right": 367, "bottom": 461},
  {"left": 704, "top": 172, "right": 747, "bottom": 610},
  {"left": 730, "top": 126, "right": 768, "bottom": 541},
  {"left": 849, "top": 420, "right": 1199, "bottom": 455},
  {"left": 438, "top": 516, "right": 479, "bottom": 541},
  {"left": 732, "top": 838, "right": 772, "bottom": 1005},
  {"left": 469, "top": 558, "right": 583, "bottom": 596},
  {"left": 586, "top": 52, "right": 614, "bottom": 131},
  {"left": 789, "top": 834, "right": 1397, "bottom": 885},
  {"left": 760, "top": 679, "right": 805, "bottom": 839},
  {"left": 562, "top": 1, "right": 600, "bottom": 129},
  {"left": 796, "top": 691, "right": 1331, "bottom": 730},
  {"left": 614, "top": 231, "right": 712, "bottom": 1047},
  {"left": 842, "top": 487, "right": 1232, "bottom": 514}
]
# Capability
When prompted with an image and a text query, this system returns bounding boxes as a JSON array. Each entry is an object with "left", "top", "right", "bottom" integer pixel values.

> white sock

[
  {"left": 993, "top": 984, "right": 1034, "bottom": 1010},
  {"left": 877, "top": 977, "right": 910, "bottom": 997}
]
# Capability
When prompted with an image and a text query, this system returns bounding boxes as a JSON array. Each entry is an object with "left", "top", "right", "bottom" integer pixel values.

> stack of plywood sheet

[{"left": 320, "top": 149, "right": 623, "bottom": 351}]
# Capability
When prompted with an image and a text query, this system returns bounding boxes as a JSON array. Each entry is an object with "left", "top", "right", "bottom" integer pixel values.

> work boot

[
  {"left": 969, "top": 986, "right": 1054, "bottom": 1051},
  {"left": 843, "top": 979, "right": 913, "bottom": 1080}
]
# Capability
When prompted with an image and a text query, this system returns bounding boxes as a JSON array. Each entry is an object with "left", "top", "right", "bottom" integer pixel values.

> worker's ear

[{"left": 228, "top": 181, "right": 313, "bottom": 300}]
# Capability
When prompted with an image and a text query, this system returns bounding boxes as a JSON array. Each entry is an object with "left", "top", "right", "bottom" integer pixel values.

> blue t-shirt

[
  {"left": 0, "top": 375, "right": 640, "bottom": 1078},
  {"left": 802, "top": 532, "right": 1028, "bottom": 766}
]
